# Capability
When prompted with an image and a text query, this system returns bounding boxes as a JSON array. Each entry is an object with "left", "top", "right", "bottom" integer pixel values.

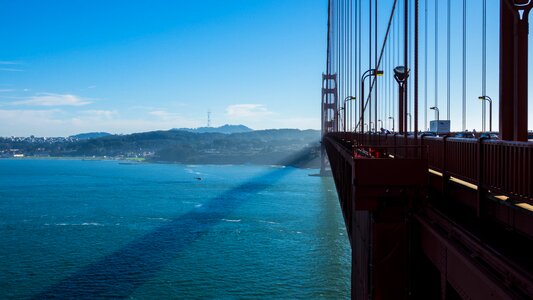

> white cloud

[
  {"left": 10, "top": 93, "right": 92, "bottom": 107},
  {"left": 81, "top": 110, "right": 118, "bottom": 120},
  {"left": 0, "top": 108, "right": 200, "bottom": 136},
  {"left": 0, "top": 61, "right": 23, "bottom": 72},
  {"left": 0, "top": 68, "right": 23, "bottom": 72},
  {"left": 0, "top": 109, "right": 65, "bottom": 136},
  {"left": 149, "top": 110, "right": 178, "bottom": 119},
  {"left": 226, "top": 104, "right": 273, "bottom": 118}
]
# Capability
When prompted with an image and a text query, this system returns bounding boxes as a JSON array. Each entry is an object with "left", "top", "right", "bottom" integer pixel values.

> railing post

[
  {"left": 477, "top": 137, "right": 487, "bottom": 217},
  {"left": 442, "top": 136, "right": 450, "bottom": 197}
]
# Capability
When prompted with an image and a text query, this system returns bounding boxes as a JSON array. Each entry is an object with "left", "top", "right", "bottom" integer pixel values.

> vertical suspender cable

[
  {"left": 337, "top": 0, "right": 342, "bottom": 125},
  {"left": 482, "top": 0, "right": 487, "bottom": 131},
  {"left": 424, "top": 0, "right": 428, "bottom": 130},
  {"left": 335, "top": 0, "right": 338, "bottom": 127},
  {"left": 349, "top": 0, "right": 352, "bottom": 132},
  {"left": 415, "top": 0, "right": 419, "bottom": 137},
  {"left": 338, "top": 0, "right": 347, "bottom": 128},
  {"left": 375, "top": 0, "right": 378, "bottom": 132},
  {"left": 369, "top": 0, "right": 373, "bottom": 132},
  {"left": 447, "top": 0, "right": 451, "bottom": 120},
  {"left": 348, "top": 0, "right": 352, "bottom": 131},
  {"left": 358, "top": 0, "right": 362, "bottom": 132},
  {"left": 462, "top": 0, "right": 467, "bottom": 131},
  {"left": 404, "top": 0, "right": 409, "bottom": 136},
  {"left": 331, "top": 0, "right": 335, "bottom": 127},
  {"left": 434, "top": 0, "right": 438, "bottom": 121},
  {"left": 392, "top": 4, "right": 400, "bottom": 130},
  {"left": 410, "top": 0, "right": 414, "bottom": 130},
  {"left": 389, "top": 32, "right": 392, "bottom": 126}
]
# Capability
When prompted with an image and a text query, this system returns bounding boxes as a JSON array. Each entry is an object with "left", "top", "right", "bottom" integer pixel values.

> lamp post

[
  {"left": 343, "top": 96, "right": 356, "bottom": 132},
  {"left": 407, "top": 113, "right": 412, "bottom": 133},
  {"left": 430, "top": 106, "right": 440, "bottom": 121},
  {"left": 478, "top": 96, "right": 493, "bottom": 132},
  {"left": 378, "top": 119, "right": 383, "bottom": 131},
  {"left": 388, "top": 116, "right": 395, "bottom": 132},
  {"left": 360, "top": 69, "right": 384, "bottom": 134},
  {"left": 393, "top": 66, "right": 410, "bottom": 134},
  {"left": 364, "top": 123, "right": 368, "bottom": 132},
  {"left": 338, "top": 107, "right": 344, "bottom": 132}
]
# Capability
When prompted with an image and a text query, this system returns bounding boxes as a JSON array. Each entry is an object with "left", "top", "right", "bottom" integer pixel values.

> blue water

[{"left": 0, "top": 159, "right": 350, "bottom": 299}]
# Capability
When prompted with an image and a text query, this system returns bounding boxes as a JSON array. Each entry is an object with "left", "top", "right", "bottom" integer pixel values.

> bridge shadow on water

[{"left": 33, "top": 147, "right": 319, "bottom": 299}]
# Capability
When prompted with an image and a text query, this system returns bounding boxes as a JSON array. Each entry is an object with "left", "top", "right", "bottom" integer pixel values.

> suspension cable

[
  {"left": 462, "top": 0, "right": 467, "bottom": 131},
  {"left": 374, "top": 0, "right": 378, "bottom": 132},
  {"left": 415, "top": 0, "right": 419, "bottom": 136},
  {"left": 447, "top": 0, "right": 451, "bottom": 120},
  {"left": 357, "top": 0, "right": 399, "bottom": 130},
  {"left": 424, "top": 0, "right": 428, "bottom": 130},
  {"left": 482, "top": 0, "right": 487, "bottom": 131},
  {"left": 435, "top": 0, "right": 438, "bottom": 121}
]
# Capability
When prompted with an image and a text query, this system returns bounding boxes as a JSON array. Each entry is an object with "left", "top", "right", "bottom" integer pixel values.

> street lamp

[
  {"left": 388, "top": 116, "right": 395, "bottom": 132},
  {"left": 360, "top": 69, "right": 384, "bottom": 133},
  {"left": 378, "top": 119, "right": 383, "bottom": 131},
  {"left": 478, "top": 96, "right": 493, "bottom": 132},
  {"left": 343, "top": 96, "right": 356, "bottom": 132},
  {"left": 364, "top": 123, "right": 368, "bottom": 132},
  {"left": 393, "top": 66, "right": 410, "bottom": 134},
  {"left": 430, "top": 106, "right": 440, "bottom": 121},
  {"left": 407, "top": 113, "right": 412, "bottom": 133},
  {"left": 338, "top": 107, "right": 344, "bottom": 132}
]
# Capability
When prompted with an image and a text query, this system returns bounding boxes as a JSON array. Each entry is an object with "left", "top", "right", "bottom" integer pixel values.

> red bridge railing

[{"left": 331, "top": 132, "right": 533, "bottom": 206}]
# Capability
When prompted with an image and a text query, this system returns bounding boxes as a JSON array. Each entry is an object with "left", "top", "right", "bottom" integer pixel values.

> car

[
  {"left": 480, "top": 133, "right": 499, "bottom": 139},
  {"left": 454, "top": 132, "right": 476, "bottom": 138},
  {"left": 419, "top": 132, "right": 436, "bottom": 137}
]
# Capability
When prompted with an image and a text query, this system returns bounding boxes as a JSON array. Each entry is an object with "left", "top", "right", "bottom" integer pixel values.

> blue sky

[
  {"left": 330, "top": 0, "right": 531, "bottom": 133},
  {"left": 0, "top": 0, "right": 327, "bottom": 136},
  {"left": 0, "top": 0, "right": 531, "bottom": 136}
]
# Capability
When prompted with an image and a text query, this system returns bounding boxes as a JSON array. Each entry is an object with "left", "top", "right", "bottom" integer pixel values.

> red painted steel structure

[
  {"left": 322, "top": 0, "right": 533, "bottom": 298},
  {"left": 500, "top": 0, "right": 533, "bottom": 142},
  {"left": 324, "top": 133, "right": 533, "bottom": 299}
]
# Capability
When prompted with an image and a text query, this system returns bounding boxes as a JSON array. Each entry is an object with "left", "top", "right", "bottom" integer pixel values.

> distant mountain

[
  {"left": 172, "top": 124, "right": 253, "bottom": 134},
  {"left": 70, "top": 132, "right": 112, "bottom": 140},
  {"left": 2, "top": 128, "right": 322, "bottom": 168}
]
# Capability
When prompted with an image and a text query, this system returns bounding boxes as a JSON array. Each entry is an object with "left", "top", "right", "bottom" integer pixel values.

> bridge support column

[
  {"left": 321, "top": 74, "right": 338, "bottom": 175},
  {"left": 499, "top": 0, "right": 531, "bottom": 141}
]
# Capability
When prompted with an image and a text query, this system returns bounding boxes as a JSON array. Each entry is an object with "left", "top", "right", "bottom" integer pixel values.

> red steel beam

[{"left": 499, "top": 0, "right": 532, "bottom": 141}]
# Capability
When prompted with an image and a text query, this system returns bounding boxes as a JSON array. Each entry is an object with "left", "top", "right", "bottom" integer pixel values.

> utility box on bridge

[{"left": 430, "top": 120, "right": 450, "bottom": 135}]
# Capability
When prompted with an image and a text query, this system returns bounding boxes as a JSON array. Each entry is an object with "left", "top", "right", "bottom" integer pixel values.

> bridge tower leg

[
  {"left": 499, "top": 0, "right": 532, "bottom": 141},
  {"left": 321, "top": 74, "right": 338, "bottom": 175}
]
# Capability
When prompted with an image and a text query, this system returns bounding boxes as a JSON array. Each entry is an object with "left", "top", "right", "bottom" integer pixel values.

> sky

[
  {"left": 1, "top": 0, "right": 532, "bottom": 137},
  {"left": 329, "top": 0, "right": 533, "bottom": 133},
  {"left": 0, "top": 0, "right": 328, "bottom": 136}
]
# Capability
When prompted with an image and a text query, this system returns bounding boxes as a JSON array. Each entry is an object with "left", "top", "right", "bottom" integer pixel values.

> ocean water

[{"left": 0, "top": 159, "right": 350, "bottom": 299}]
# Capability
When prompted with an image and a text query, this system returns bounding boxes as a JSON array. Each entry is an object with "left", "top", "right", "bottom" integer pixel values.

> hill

[
  {"left": 172, "top": 124, "right": 253, "bottom": 134},
  {"left": 70, "top": 132, "right": 112, "bottom": 140},
  {"left": 1, "top": 129, "right": 321, "bottom": 168}
]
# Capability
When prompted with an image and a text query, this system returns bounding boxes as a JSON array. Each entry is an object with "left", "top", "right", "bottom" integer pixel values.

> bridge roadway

[{"left": 324, "top": 132, "right": 533, "bottom": 299}]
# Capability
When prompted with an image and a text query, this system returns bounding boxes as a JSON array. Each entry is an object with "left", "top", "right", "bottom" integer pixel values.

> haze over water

[{"left": 0, "top": 159, "right": 350, "bottom": 299}]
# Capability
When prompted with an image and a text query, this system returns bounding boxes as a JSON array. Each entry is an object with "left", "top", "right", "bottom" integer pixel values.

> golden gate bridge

[{"left": 321, "top": 0, "right": 533, "bottom": 298}]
